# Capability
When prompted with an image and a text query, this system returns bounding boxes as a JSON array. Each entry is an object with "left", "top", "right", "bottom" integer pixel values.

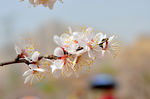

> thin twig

[
  {"left": 0, "top": 55, "right": 58, "bottom": 67},
  {"left": 0, "top": 47, "right": 84, "bottom": 67}
]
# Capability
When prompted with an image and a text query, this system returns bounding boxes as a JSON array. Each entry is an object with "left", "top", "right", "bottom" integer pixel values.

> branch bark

[
  {"left": 0, "top": 47, "right": 83, "bottom": 67},
  {"left": 0, "top": 55, "right": 59, "bottom": 67}
]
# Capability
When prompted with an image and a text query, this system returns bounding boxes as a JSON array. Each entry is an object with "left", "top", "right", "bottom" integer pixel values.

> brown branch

[
  {"left": 0, "top": 60, "right": 19, "bottom": 66},
  {"left": 0, "top": 55, "right": 58, "bottom": 67},
  {"left": 0, "top": 58, "right": 31, "bottom": 67},
  {"left": 0, "top": 46, "right": 84, "bottom": 67},
  {"left": 38, "top": 55, "right": 59, "bottom": 60}
]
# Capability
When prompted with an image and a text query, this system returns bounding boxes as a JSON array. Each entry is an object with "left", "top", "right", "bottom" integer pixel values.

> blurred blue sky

[{"left": 0, "top": 0, "right": 150, "bottom": 45}]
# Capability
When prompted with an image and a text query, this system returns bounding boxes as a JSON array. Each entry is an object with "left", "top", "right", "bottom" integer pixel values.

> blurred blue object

[{"left": 90, "top": 74, "right": 117, "bottom": 89}]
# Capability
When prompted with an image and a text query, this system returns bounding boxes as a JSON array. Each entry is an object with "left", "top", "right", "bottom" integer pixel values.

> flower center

[
  {"left": 99, "top": 38, "right": 109, "bottom": 50},
  {"left": 32, "top": 70, "right": 38, "bottom": 74},
  {"left": 20, "top": 49, "right": 28, "bottom": 58}
]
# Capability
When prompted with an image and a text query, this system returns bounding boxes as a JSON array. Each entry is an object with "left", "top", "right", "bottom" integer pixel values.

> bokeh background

[{"left": 0, "top": 0, "right": 150, "bottom": 99}]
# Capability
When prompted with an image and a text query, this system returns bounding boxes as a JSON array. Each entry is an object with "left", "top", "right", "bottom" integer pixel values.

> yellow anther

[
  {"left": 29, "top": 47, "right": 33, "bottom": 50},
  {"left": 29, "top": 50, "right": 32, "bottom": 53}
]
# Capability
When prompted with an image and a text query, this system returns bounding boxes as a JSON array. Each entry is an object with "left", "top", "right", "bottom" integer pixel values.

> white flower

[
  {"left": 73, "top": 27, "right": 96, "bottom": 59},
  {"left": 51, "top": 47, "right": 64, "bottom": 77},
  {"left": 23, "top": 51, "right": 45, "bottom": 84},
  {"left": 94, "top": 33, "right": 106, "bottom": 44},
  {"left": 28, "top": 0, "right": 62, "bottom": 9},
  {"left": 31, "top": 51, "right": 40, "bottom": 62},
  {"left": 15, "top": 39, "right": 36, "bottom": 58},
  {"left": 23, "top": 64, "right": 45, "bottom": 84},
  {"left": 51, "top": 59, "right": 64, "bottom": 78},
  {"left": 54, "top": 27, "right": 96, "bottom": 59},
  {"left": 52, "top": 47, "right": 64, "bottom": 73},
  {"left": 71, "top": 52, "right": 94, "bottom": 75},
  {"left": 51, "top": 47, "right": 75, "bottom": 78},
  {"left": 51, "top": 60, "right": 64, "bottom": 73},
  {"left": 53, "top": 31, "right": 79, "bottom": 54},
  {"left": 94, "top": 33, "right": 119, "bottom": 57},
  {"left": 53, "top": 34, "right": 71, "bottom": 48},
  {"left": 94, "top": 33, "right": 109, "bottom": 56},
  {"left": 53, "top": 47, "right": 64, "bottom": 57},
  {"left": 51, "top": 27, "right": 120, "bottom": 78}
]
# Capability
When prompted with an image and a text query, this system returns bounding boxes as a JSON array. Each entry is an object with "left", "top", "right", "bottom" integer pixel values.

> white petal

[
  {"left": 85, "top": 46, "right": 90, "bottom": 51},
  {"left": 72, "top": 32, "right": 80, "bottom": 36},
  {"left": 95, "top": 32, "right": 103, "bottom": 44},
  {"left": 102, "top": 50, "right": 105, "bottom": 57},
  {"left": 88, "top": 50, "right": 95, "bottom": 59},
  {"left": 68, "top": 26, "right": 72, "bottom": 33},
  {"left": 109, "top": 35, "right": 114, "bottom": 42},
  {"left": 103, "top": 34, "right": 107, "bottom": 38},
  {"left": 54, "top": 59, "right": 64, "bottom": 69},
  {"left": 51, "top": 60, "right": 64, "bottom": 73},
  {"left": 71, "top": 56, "right": 78, "bottom": 68},
  {"left": 52, "top": 69, "right": 62, "bottom": 78},
  {"left": 34, "top": 68, "right": 45, "bottom": 72},
  {"left": 72, "top": 32, "right": 83, "bottom": 40},
  {"left": 103, "top": 42, "right": 106, "bottom": 48},
  {"left": 29, "top": 64, "right": 37, "bottom": 69},
  {"left": 31, "top": 51, "right": 40, "bottom": 62},
  {"left": 53, "top": 35, "right": 62, "bottom": 46},
  {"left": 51, "top": 65, "right": 57, "bottom": 73},
  {"left": 60, "top": 33, "right": 70, "bottom": 43},
  {"left": 24, "top": 74, "right": 33, "bottom": 84},
  {"left": 78, "top": 40, "right": 86, "bottom": 48},
  {"left": 86, "top": 27, "right": 93, "bottom": 33},
  {"left": 23, "top": 69, "right": 32, "bottom": 76},
  {"left": 86, "top": 27, "right": 94, "bottom": 40},
  {"left": 15, "top": 45, "right": 21, "bottom": 55},
  {"left": 96, "top": 32, "right": 103, "bottom": 37},
  {"left": 54, "top": 47, "right": 64, "bottom": 57}
]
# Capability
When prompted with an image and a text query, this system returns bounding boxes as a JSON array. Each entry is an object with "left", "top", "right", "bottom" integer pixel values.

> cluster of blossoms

[
  {"left": 23, "top": 0, "right": 63, "bottom": 9},
  {"left": 14, "top": 27, "right": 119, "bottom": 84}
]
